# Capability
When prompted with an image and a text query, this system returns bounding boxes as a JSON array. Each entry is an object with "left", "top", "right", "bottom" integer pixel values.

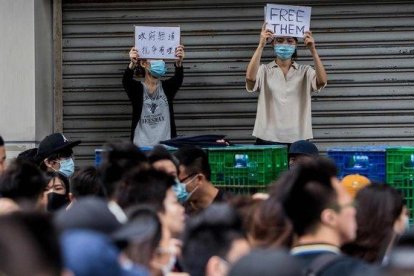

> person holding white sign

[
  {"left": 122, "top": 45, "right": 185, "bottom": 147},
  {"left": 245, "top": 23, "right": 327, "bottom": 146}
]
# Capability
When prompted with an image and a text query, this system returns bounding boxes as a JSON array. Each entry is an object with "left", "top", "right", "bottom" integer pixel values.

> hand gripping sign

[
  {"left": 265, "top": 4, "right": 311, "bottom": 38},
  {"left": 135, "top": 26, "right": 181, "bottom": 59}
]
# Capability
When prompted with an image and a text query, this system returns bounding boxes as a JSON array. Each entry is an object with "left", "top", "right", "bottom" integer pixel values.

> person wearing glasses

[
  {"left": 174, "top": 146, "right": 231, "bottom": 215},
  {"left": 35, "top": 133, "right": 81, "bottom": 178},
  {"left": 281, "top": 158, "right": 378, "bottom": 275},
  {"left": 246, "top": 23, "right": 327, "bottom": 146}
]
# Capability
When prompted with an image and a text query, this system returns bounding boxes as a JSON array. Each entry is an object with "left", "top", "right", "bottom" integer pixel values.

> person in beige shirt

[{"left": 246, "top": 23, "right": 327, "bottom": 145}]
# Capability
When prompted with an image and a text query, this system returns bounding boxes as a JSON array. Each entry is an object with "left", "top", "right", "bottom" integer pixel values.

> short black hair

[
  {"left": 0, "top": 135, "right": 4, "bottom": 146},
  {"left": 0, "top": 159, "right": 47, "bottom": 203},
  {"left": 70, "top": 166, "right": 105, "bottom": 198},
  {"left": 116, "top": 168, "right": 175, "bottom": 212},
  {"left": 99, "top": 142, "right": 148, "bottom": 198},
  {"left": 281, "top": 158, "right": 338, "bottom": 236},
  {"left": 182, "top": 203, "right": 245, "bottom": 276},
  {"left": 148, "top": 145, "right": 179, "bottom": 170},
  {"left": 174, "top": 146, "right": 211, "bottom": 181}
]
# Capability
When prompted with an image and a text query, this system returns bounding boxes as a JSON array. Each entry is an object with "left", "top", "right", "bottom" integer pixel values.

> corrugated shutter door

[{"left": 62, "top": 1, "right": 414, "bottom": 166}]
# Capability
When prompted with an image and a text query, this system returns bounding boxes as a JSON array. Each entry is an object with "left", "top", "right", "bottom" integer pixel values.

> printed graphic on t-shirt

[{"left": 142, "top": 92, "right": 168, "bottom": 129}]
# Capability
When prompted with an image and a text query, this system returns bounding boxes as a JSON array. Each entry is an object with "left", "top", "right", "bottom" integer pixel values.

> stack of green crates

[
  {"left": 386, "top": 147, "right": 414, "bottom": 223},
  {"left": 207, "top": 145, "right": 288, "bottom": 194}
]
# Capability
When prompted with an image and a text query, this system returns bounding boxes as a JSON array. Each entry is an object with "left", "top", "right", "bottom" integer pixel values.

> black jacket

[{"left": 122, "top": 65, "right": 184, "bottom": 141}]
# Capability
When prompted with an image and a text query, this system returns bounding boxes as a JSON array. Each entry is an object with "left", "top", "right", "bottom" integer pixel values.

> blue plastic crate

[{"left": 327, "top": 146, "right": 387, "bottom": 183}]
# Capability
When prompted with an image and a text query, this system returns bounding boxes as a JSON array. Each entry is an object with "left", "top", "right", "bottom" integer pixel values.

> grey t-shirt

[{"left": 133, "top": 82, "right": 171, "bottom": 147}]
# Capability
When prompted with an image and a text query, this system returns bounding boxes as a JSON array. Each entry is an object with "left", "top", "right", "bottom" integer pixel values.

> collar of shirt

[
  {"left": 291, "top": 243, "right": 341, "bottom": 256},
  {"left": 269, "top": 60, "right": 298, "bottom": 70}
]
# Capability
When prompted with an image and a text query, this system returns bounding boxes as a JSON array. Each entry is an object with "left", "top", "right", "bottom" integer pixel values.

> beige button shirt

[{"left": 246, "top": 61, "right": 323, "bottom": 143}]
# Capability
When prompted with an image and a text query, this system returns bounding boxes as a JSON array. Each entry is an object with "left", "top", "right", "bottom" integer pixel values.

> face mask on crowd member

[
  {"left": 36, "top": 133, "right": 81, "bottom": 177},
  {"left": 173, "top": 179, "right": 189, "bottom": 203},
  {"left": 42, "top": 172, "right": 70, "bottom": 212},
  {"left": 58, "top": 158, "right": 75, "bottom": 178},
  {"left": 142, "top": 60, "right": 167, "bottom": 78},
  {"left": 274, "top": 44, "right": 296, "bottom": 60},
  {"left": 272, "top": 36, "right": 297, "bottom": 61}
]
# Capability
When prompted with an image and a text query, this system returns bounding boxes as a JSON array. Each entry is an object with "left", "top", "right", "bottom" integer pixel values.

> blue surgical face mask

[
  {"left": 59, "top": 158, "right": 75, "bottom": 178},
  {"left": 149, "top": 60, "right": 167, "bottom": 78},
  {"left": 274, "top": 44, "right": 296, "bottom": 60},
  {"left": 173, "top": 179, "right": 189, "bottom": 203}
]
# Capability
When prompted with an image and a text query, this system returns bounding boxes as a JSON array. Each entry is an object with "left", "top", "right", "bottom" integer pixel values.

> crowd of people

[
  {"left": 0, "top": 132, "right": 414, "bottom": 276},
  {"left": 0, "top": 23, "right": 412, "bottom": 276}
]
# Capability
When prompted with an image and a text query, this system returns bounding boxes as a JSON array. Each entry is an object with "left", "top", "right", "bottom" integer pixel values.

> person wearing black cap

[
  {"left": 36, "top": 133, "right": 81, "bottom": 178},
  {"left": 0, "top": 135, "right": 6, "bottom": 174},
  {"left": 288, "top": 140, "right": 319, "bottom": 168}
]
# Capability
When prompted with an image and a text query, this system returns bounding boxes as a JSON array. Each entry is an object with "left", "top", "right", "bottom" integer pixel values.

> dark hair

[
  {"left": 342, "top": 185, "right": 405, "bottom": 263},
  {"left": 0, "top": 159, "right": 47, "bottom": 203},
  {"left": 251, "top": 196, "right": 294, "bottom": 248},
  {"left": 0, "top": 212, "right": 62, "bottom": 275},
  {"left": 115, "top": 205, "right": 162, "bottom": 267},
  {"left": 182, "top": 203, "right": 245, "bottom": 276},
  {"left": 148, "top": 145, "right": 179, "bottom": 171},
  {"left": 174, "top": 146, "right": 211, "bottom": 181},
  {"left": 16, "top": 148, "right": 39, "bottom": 165},
  {"left": 44, "top": 171, "right": 70, "bottom": 197},
  {"left": 70, "top": 166, "right": 105, "bottom": 198},
  {"left": 272, "top": 37, "right": 298, "bottom": 60},
  {"left": 281, "top": 157, "right": 338, "bottom": 236},
  {"left": 39, "top": 148, "right": 73, "bottom": 171},
  {"left": 116, "top": 168, "right": 175, "bottom": 211},
  {"left": 0, "top": 135, "right": 4, "bottom": 146},
  {"left": 134, "top": 63, "right": 146, "bottom": 78},
  {"left": 99, "top": 142, "right": 149, "bottom": 198}
]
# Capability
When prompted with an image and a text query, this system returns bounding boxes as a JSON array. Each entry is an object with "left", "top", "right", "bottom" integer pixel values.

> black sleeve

[
  {"left": 122, "top": 66, "right": 143, "bottom": 102},
  {"left": 163, "top": 64, "right": 184, "bottom": 99}
]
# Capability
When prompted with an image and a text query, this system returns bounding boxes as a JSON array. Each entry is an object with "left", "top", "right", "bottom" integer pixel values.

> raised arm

[
  {"left": 122, "top": 47, "right": 141, "bottom": 101},
  {"left": 304, "top": 31, "right": 327, "bottom": 89},
  {"left": 246, "top": 23, "right": 274, "bottom": 89},
  {"left": 164, "top": 45, "right": 185, "bottom": 95}
]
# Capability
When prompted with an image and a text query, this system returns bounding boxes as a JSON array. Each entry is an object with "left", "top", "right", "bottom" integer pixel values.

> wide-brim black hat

[{"left": 36, "top": 133, "right": 81, "bottom": 161}]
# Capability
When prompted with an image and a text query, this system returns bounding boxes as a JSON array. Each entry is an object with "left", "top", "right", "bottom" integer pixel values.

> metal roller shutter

[{"left": 61, "top": 0, "right": 414, "bottom": 166}]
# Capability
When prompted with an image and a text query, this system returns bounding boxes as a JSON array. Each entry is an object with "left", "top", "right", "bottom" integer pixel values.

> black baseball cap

[
  {"left": 36, "top": 133, "right": 81, "bottom": 161},
  {"left": 289, "top": 140, "right": 319, "bottom": 157}
]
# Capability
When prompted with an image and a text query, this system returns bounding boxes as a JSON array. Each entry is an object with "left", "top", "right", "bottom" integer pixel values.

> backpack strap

[{"left": 305, "top": 253, "right": 341, "bottom": 276}]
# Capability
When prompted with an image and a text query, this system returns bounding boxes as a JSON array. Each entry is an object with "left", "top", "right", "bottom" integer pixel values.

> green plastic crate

[
  {"left": 207, "top": 145, "right": 288, "bottom": 194},
  {"left": 386, "top": 147, "right": 414, "bottom": 223}
]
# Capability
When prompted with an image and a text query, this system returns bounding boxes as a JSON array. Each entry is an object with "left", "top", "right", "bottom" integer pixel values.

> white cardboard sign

[
  {"left": 135, "top": 26, "right": 180, "bottom": 59},
  {"left": 265, "top": 4, "right": 311, "bottom": 38}
]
